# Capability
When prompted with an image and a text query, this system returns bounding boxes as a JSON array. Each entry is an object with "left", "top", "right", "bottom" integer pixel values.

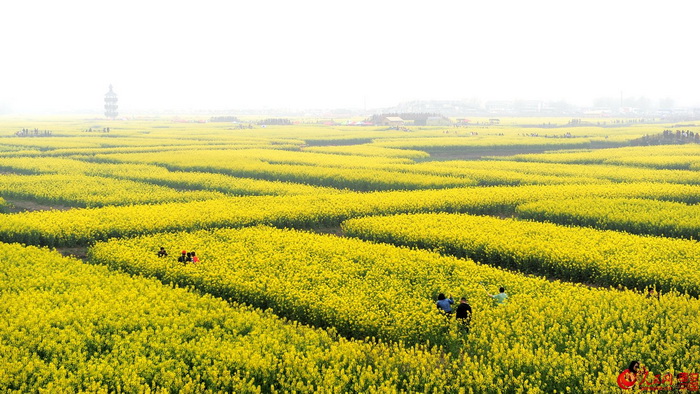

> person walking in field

[
  {"left": 645, "top": 287, "right": 659, "bottom": 300},
  {"left": 157, "top": 247, "right": 168, "bottom": 258},
  {"left": 436, "top": 293, "right": 454, "bottom": 315},
  {"left": 487, "top": 287, "right": 508, "bottom": 305},
  {"left": 178, "top": 250, "right": 188, "bottom": 264},
  {"left": 190, "top": 251, "right": 200, "bottom": 263},
  {"left": 455, "top": 297, "right": 472, "bottom": 332}
]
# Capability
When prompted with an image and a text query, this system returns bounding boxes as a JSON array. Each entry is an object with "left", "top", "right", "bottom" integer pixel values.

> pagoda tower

[{"left": 104, "top": 84, "right": 118, "bottom": 119}]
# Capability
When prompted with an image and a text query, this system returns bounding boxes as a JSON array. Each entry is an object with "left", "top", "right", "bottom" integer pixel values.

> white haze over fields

[{"left": 1, "top": 0, "right": 697, "bottom": 114}]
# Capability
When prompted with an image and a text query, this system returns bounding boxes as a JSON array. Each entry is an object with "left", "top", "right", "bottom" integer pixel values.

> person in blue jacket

[{"left": 436, "top": 293, "right": 454, "bottom": 315}]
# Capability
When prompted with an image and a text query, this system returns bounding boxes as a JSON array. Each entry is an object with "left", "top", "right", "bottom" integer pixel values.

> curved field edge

[
  {"left": 341, "top": 212, "right": 700, "bottom": 296},
  {"left": 3, "top": 182, "right": 700, "bottom": 247},
  {"left": 516, "top": 197, "right": 700, "bottom": 240},
  {"left": 1, "top": 241, "right": 496, "bottom": 393}
]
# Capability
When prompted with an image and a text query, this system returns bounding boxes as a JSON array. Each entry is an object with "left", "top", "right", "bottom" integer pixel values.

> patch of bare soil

[
  {"left": 56, "top": 246, "right": 89, "bottom": 261},
  {"left": 309, "top": 226, "right": 345, "bottom": 237},
  {"left": 417, "top": 148, "right": 557, "bottom": 161},
  {"left": 3, "top": 198, "right": 74, "bottom": 213}
]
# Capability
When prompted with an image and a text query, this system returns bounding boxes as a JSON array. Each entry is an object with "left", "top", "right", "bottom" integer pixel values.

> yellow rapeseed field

[
  {"left": 1, "top": 117, "right": 699, "bottom": 392},
  {"left": 517, "top": 197, "right": 700, "bottom": 239},
  {"left": 342, "top": 212, "right": 700, "bottom": 295},
  {"left": 87, "top": 226, "right": 700, "bottom": 393}
]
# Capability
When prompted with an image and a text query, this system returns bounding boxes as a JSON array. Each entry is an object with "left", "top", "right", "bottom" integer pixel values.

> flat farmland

[{"left": 1, "top": 117, "right": 699, "bottom": 393}]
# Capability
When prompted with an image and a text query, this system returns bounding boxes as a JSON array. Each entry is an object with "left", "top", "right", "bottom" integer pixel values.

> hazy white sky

[{"left": 1, "top": 1, "right": 697, "bottom": 113}]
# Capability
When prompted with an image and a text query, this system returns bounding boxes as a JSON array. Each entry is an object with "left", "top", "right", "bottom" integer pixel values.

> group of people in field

[
  {"left": 157, "top": 242, "right": 509, "bottom": 334},
  {"left": 150, "top": 244, "right": 676, "bottom": 388},
  {"left": 436, "top": 287, "right": 509, "bottom": 333},
  {"left": 157, "top": 247, "right": 200, "bottom": 264},
  {"left": 15, "top": 128, "right": 52, "bottom": 137}
]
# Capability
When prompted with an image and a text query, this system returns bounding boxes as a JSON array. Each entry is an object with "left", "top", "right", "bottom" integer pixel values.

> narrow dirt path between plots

[{"left": 3, "top": 197, "right": 73, "bottom": 213}]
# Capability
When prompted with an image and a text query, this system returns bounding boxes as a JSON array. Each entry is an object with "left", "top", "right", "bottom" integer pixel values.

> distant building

[
  {"left": 104, "top": 85, "right": 118, "bottom": 119},
  {"left": 382, "top": 116, "right": 404, "bottom": 126}
]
